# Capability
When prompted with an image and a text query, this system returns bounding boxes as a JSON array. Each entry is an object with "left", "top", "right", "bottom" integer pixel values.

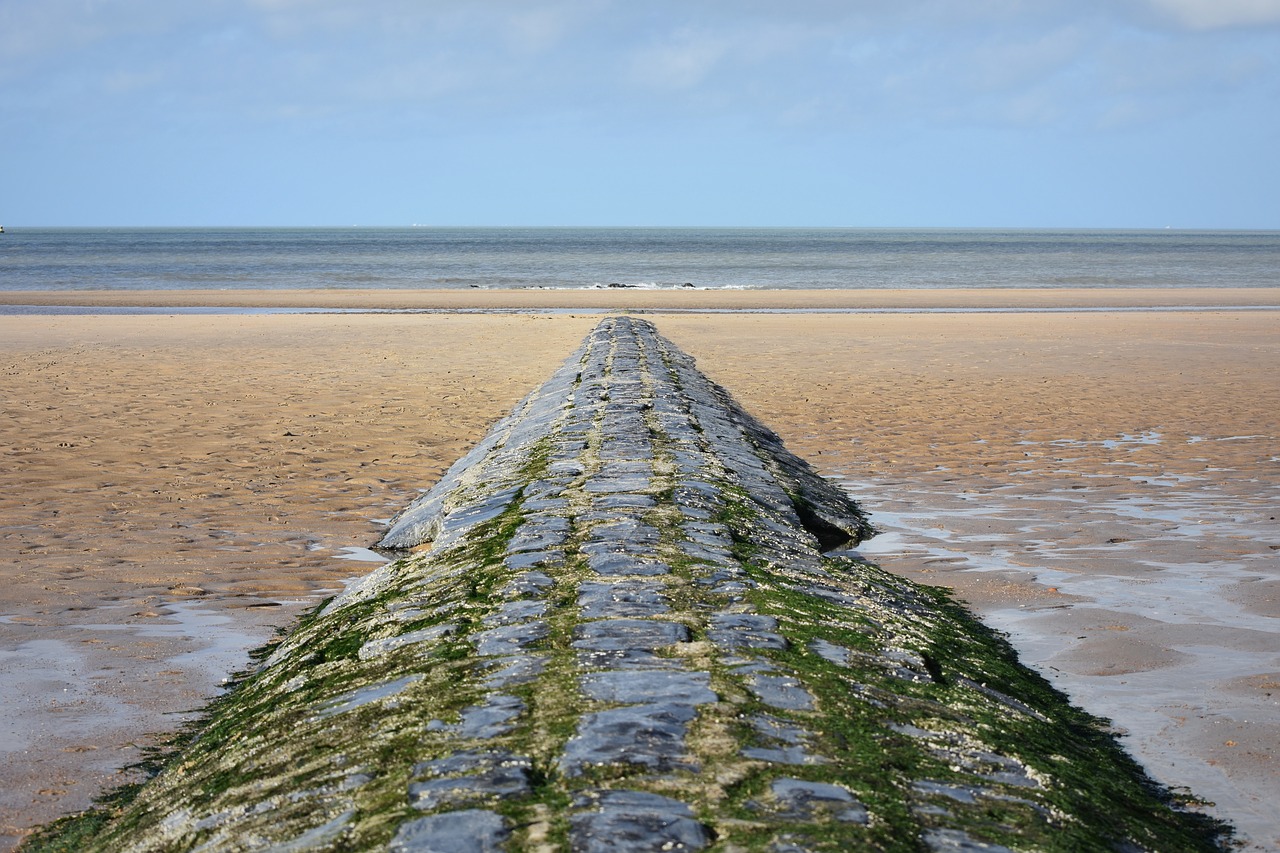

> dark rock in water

[{"left": 30, "top": 317, "right": 1229, "bottom": 852}]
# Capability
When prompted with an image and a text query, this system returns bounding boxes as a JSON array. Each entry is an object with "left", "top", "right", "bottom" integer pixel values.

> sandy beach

[
  {"left": 1, "top": 290, "right": 1277, "bottom": 850},
  {"left": 4, "top": 285, "right": 1278, "bottom": 311}
]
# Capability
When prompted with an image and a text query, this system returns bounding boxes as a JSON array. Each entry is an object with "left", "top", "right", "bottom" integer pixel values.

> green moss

[
  {"left": 19, "top": 810, "right": 119, "bottom": 853},
  {"left": 698, "top": 549, "right": 1231, "bottom": 852}
]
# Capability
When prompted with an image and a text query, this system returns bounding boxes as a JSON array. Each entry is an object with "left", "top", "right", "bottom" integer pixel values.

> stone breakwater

[{"left": 27, "top": 317, "right": 1226, "bottom": 852}]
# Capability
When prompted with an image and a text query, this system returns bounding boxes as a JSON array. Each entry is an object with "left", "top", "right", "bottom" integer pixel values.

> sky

[{"left": 2, "top": 0, "right": 1279, "bottom": 227}]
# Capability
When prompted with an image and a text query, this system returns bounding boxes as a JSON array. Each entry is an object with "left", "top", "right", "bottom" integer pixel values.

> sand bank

[
  {"left": 1, "top": 298, "right": 1276, "bottom": 849},
  {"left": 4, "top": 285, "right": 1280, "bottom": 311}
]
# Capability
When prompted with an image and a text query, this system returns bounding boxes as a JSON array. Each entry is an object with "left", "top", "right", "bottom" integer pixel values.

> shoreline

[
  {"left": 2, "top": 301, "right": 1277, "bottom": 849},
  {"left": 4, "top": 286, "right": 1280, "bottom": 311}
]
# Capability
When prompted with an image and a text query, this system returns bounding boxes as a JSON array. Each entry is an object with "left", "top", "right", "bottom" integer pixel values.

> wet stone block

[
  {"left": 573, "top": 618, "right": 691, "bottom": 652},
  {"left": 672, "top": 484, "right": 723, "bottom": 515},
  {"left": 882, "top": 649, "right": 935, "bottom": 684},
  {"left": 482, "top": 599, "right": 547, "bottom": 626},
  {"left": 585, "top": 552, "right": 672, "bottom": 577},
  {"left": 694, "top": 566, "right": 748, "bottom": 586},
  {"left": 742, "top": 745, "right": 829, "bottom": 766},
  {"left": 807, "top": 638, "right": 851, "bottom": 666},
  {"left": 389, "top": 809, "right": 510, "bottom": 853},
  {"left": 576, "top": 648, "right": 686, "bottom": 670},
  {"left": 570, "top": 790, "right": 714, "bottom": 853},
  {"left": 578, "top": 580, "right": 670, "bottom": 618},
  {"left": 503, "top": 550, "right": 563, "bottom": 572},
  {"left": 455, "top": 694, "right": 526, "bottom": 739},
  {"left": 595, "top": 460, "right": 653, "bottom": 475},
  {"left": 316, "top": 675, "right": 422, "bottom": 718},
  {"left": 597, "top": 443, "right": 654, "bottom": 461},
  {"left": 559, "top": 703, "right": 700, "bottom": 775},
  {"left": 582, "top": 519, "right": 661, "bottom": 547},
  {"left": 471, "top": 621, "right": 549, "bottom": 656},
  {"left": 506, "top": 518, "right": 570, "bottom": 553},
  {"left": 766, "top": 778, "right": 869, "bottom": 824},
  {"left": 678, "top": 541, "right": 736, "bottom": 565},
  {"left": 439, "top": 486, "right": 522, "bottom": 530},
  {"left": 590, "top": 493, "right": 657, "bottom": 510},
  {"left": 922, "top": 828, "right": 1017, "bottom": 853},
  {"left": 408, "top": 767, "right": 530, "bottom": 811},
  {"left": 741, "top": 714, "right": 828, "bottom": 766},
  {"left": 580, "top": 670, "right": 717, "bottom": 705},
  {"left": 746, "top": 672, "right": 816, "bottom": 711},
  {"left": 709, "top": 613, "right": 789, "bottom": 651},
  {"left": 748, "top": 714, "right": 812, "bottom": 745},
  {"left": 583, "top": 474, "right": 652, "bottom": 494},
  {"left": 913, "top": 780, "right": 983, "bottom": 805},
  {"left": 358, "top": 624, "right": 457, "bottom": 661},
  {"left": 498, "top": 568, "right": 555, "bottom": 596},
  {"left": 482, "top": 655, "right": 547, "bottom": 689},
  {"left": 683, "top": 529, "right": 734, "bottom": 550},
  {"left": 547, "top": 460, "right": 586, "bottom": 478}
]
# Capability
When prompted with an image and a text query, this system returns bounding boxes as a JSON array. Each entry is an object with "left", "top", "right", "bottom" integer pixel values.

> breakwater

[{"left": 27, "top": 317, "right": 1225, "bottom": 851}]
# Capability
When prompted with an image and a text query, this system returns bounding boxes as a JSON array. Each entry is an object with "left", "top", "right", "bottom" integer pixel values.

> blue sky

[{"left": 3, "top": 0, "right": 1278, "bottom": 227}]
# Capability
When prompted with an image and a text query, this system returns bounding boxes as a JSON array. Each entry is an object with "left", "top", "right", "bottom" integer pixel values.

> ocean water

[{"left": 1, "top": 227, "right": 1278, "bottom": 291}]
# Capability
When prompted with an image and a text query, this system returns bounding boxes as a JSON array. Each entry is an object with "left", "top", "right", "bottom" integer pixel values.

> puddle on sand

[
  {"left": 0, "top": 598, "right": 317, "bottom": 751},
  {"left": 0, "top": 637, "right": 158, "bottom": 754},
  {"left": 0, "top": 596, "right": 320, "bottom": 851},
  {"left": 836, "top": 473, "right": 1280, "bottom": 851},
  {"left": 66, "top": 601, "right": 280, "bottom": 685},
  {"left": 0, "top": 545, "right": 384, "bottom": 850},
  {"left": 333, "top": 545, "right": 392, "bottom": 564}
]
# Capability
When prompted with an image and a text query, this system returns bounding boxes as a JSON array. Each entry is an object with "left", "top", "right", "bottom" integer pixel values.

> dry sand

[{"left": 1, "top": 291, "right": 1277, "bottom": 849}]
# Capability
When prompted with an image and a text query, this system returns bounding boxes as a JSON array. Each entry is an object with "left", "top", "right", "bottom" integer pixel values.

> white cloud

[
  {"left": 626, "top": 30, "right": 730, "bottom": 90},
  {"left": 0, "top": 0, "right": 186, "bottom": 69},
  {"left": 960, "top": 26, "right": 1088, "bottom": 93},
  {"left": 1143, "top": 0, "right": 1280, "bottom": 29},
  {"left": 501, "top": 5, "right": 587, "bottom": 54},
  {"left": 5, "top": 0, "right": 1279, "bottom": 140}
]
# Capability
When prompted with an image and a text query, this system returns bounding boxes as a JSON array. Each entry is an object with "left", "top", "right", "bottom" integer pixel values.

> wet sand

[
  {"left": 4, "top": 285, "right": 1279, "bottom": 311},
  {"left": 1, "top": 292, "right": 1277, "bottom": 849}
]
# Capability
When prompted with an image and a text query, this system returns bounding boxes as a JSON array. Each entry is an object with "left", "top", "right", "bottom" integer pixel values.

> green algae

[{"left": 706, "top": 554, "right": 1230, "bottom": 851}]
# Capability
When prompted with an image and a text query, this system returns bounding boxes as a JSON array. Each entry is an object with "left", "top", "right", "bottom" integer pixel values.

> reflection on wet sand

[{"left": 835, "top": 441, "right": 1278, "bottom": 850}]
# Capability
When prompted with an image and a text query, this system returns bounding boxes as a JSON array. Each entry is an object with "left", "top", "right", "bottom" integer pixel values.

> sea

[{"left": 1, "top": 227, "right": 1278, "bottom": 292}]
